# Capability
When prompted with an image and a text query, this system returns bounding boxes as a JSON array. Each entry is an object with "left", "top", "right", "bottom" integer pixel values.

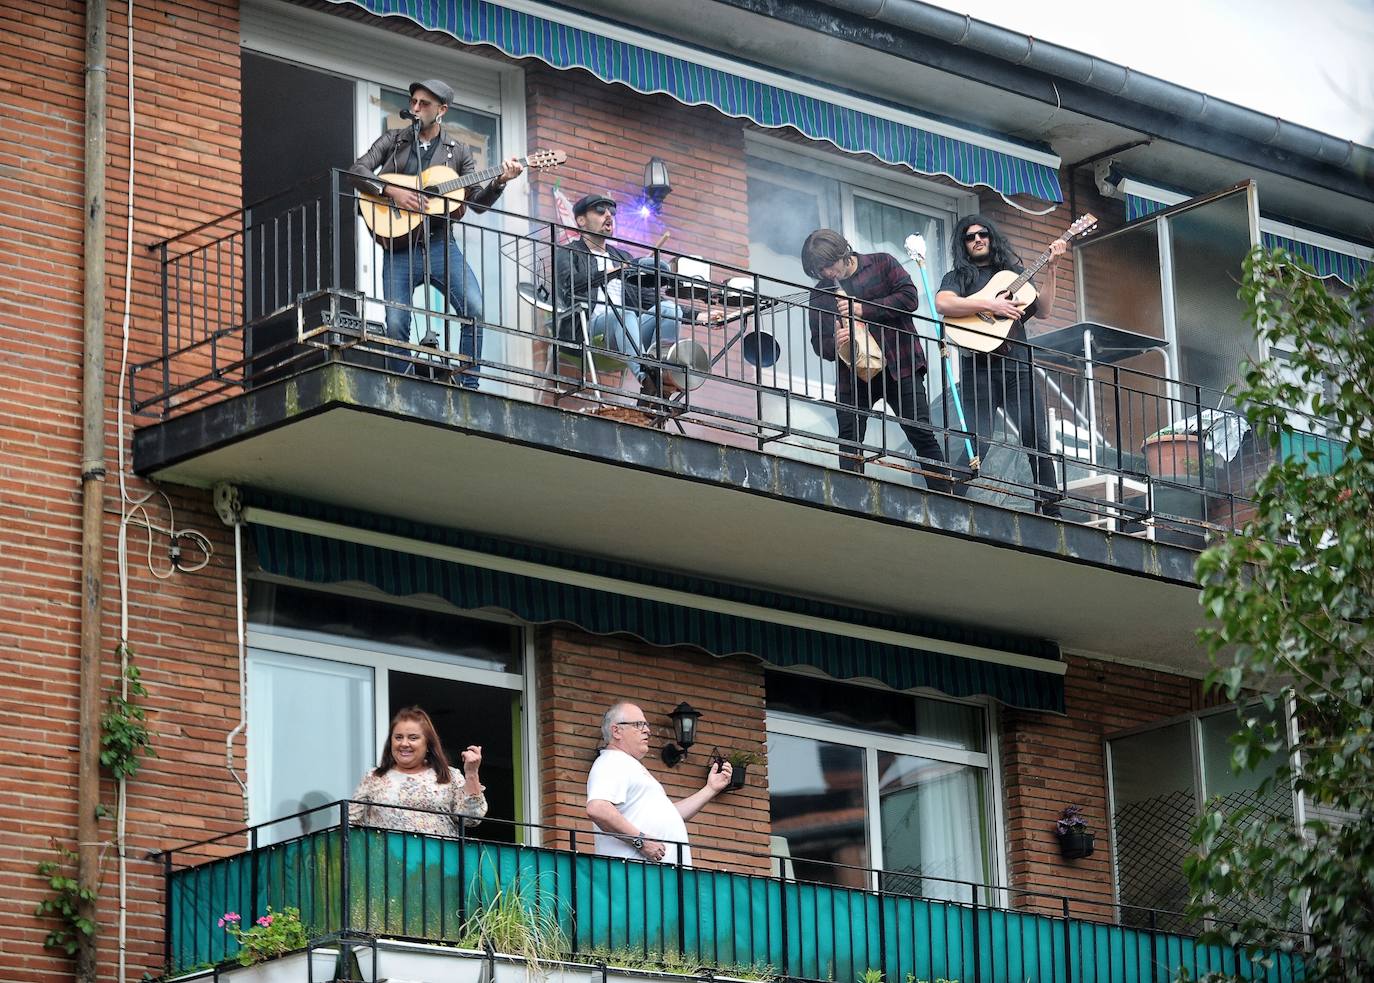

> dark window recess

[
  {"left": 248, "top": 580, "right": 520, "bottom": 673},
  {"left": 766, "top": 670, "right": 984, "bottom": 752}
]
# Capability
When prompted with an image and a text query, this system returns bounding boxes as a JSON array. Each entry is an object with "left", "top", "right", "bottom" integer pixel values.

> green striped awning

[
  {"left": 246, "top": 495, "right": 1065, "bottom": 713},
  {"left": 1124, "top": 192, "right": 1168, "bottom": 222},
  {"left": 1261, "top": 232, "right": 1370, "bottom": 285},
  {"left": 330, "top": 0, "right": 1064, "bottom": 203}
]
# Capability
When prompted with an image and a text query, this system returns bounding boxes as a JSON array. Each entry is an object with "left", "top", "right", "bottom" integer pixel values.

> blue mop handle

[{"left": 915, "top": 261, "right": 976, "bottom": 463}]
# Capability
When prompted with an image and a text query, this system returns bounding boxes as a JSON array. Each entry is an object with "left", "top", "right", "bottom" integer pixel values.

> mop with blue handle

[{"left": 904, "top": 233, "right": 977, "bottom": 473}]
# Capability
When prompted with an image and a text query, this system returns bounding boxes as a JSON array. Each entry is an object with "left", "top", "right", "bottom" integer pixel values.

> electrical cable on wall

[{"left": 109, "top": 3, "right": 212, "bottom": 977}]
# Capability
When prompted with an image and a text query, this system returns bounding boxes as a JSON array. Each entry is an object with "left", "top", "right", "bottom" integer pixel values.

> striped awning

[
  {"left": 1124, "top": 193, "right": 1168, "bottom": 222},
  {"left": 246, "top": 495, "right": 1065, "bottom": 713},
  {"left": 330, "top": 0, "right": 1064, "bottom": 203},
  {"left": 1260, "top": 232, "right": 1370, "bottom": 285},
  {"left": 1126, "top": 191, "right": 1370, "bottom": 286}
]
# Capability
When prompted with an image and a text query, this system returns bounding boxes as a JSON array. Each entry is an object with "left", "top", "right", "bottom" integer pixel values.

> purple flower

[{"left": 1055, "top": 805, "right": 1089, "bottom": 835}]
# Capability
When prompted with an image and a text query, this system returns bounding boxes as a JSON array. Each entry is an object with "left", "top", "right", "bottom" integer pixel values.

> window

[
  {"left": 743, "top": 141, "right": 959, "bottom": 479},
  {"left": 246, "top": 581, "right": 531, "bottom": 844},
  {"left": 1107, "top": 702, "right": 1295, "bottom": 932},
  {"left": 766, "top": 671, "right": 997, "bottom": 902}
]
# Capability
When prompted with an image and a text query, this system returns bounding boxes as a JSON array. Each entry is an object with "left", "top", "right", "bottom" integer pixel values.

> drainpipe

[{"left": 77, "top": 1, "right": 108, "bottom": 981}]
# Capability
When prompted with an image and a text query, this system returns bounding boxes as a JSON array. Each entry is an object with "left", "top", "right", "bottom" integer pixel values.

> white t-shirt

[
  {"left": 587, "top": 748, "right": 692, "bottom": 866},
  {"left": 590, "top": 251, "right": 624, "bottom": 322}
]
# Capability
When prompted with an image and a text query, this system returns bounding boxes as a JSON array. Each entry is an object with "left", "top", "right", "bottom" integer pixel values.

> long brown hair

[{"left": 374, "top": 706, "right": 453, "bottom": 783}]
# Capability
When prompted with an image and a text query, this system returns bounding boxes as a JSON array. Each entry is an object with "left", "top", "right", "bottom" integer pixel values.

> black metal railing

[
  {"left": 132, "top": 170, "right": 1349, "bottom": 541},
  {"left": 153, "top": 801, "right": 1306, "bottom": 982}
]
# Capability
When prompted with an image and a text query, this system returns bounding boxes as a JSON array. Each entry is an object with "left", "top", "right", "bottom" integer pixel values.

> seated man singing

[{"left": 553, "top": 192, "right": 684, "bottom": 403}]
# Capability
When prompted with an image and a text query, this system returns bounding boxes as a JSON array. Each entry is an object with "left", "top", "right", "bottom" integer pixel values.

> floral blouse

[{"left": 348, "top": 767, "right": 487, "bottom": 836}]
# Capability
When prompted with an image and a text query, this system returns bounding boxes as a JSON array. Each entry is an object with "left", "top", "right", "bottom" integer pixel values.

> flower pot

[
  {"left": 725, "top": 763, "right": 748, "bottom": 790},
  {"left": 219, "top": 948, "right": 341, "bottom": 982},
  {"left": 375, "top": 941, "right": 488, "bottom": 983},
  {"left": 1142, "top": 434, "right": 1219, "bottom": 483},
  {"left": 1056, "top": 831, "right": 1095, "bottom": 860}
]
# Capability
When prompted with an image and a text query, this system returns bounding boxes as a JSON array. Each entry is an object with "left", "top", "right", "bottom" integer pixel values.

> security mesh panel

[
  {"left": 1113, "top": 788, "right": 1196, "bottom": 934},
  {"left": 1208, "top": 787, "right": 1297, "bottom": 930}
]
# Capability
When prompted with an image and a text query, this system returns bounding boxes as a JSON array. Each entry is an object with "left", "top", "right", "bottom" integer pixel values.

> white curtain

[{"left": 878, "top": 751, "right": 986, "bottom": 903}]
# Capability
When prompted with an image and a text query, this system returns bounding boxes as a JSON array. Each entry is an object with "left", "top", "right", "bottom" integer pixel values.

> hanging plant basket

[
  {"left": 725, "top": 763, "right": 748, "bottom": 791},
  {"left": 1056, "top": 831, "right": 1095, "bottom": 860}
]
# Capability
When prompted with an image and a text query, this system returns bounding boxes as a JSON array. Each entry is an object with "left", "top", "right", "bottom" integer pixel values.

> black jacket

[{"left": 551, "top": 238, "right": 668, "bottom": 340}]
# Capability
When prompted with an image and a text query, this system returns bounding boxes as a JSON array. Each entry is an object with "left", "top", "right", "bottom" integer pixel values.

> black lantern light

[
  {"left": 643, "top": 156, "right": 672, "bottom": 206},
  {"left": 661, "top": 701, "right": 703, "bottom": 767}
]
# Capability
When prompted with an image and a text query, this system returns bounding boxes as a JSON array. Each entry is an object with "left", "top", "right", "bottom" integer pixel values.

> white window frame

[
  {"left": 246, "top": 579, "right": 541, "bottom": 842},
  {"left": 765, "top": 684, "right": 1007, "bottom": 900}
]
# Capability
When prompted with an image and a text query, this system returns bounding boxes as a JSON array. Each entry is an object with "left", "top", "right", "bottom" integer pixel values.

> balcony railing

[
  {"left": 132, "top": 170, "right": 1349, "bottom": 541},
  {"left": 154, "top": 802, "right": 1305, "bottom": 982}
]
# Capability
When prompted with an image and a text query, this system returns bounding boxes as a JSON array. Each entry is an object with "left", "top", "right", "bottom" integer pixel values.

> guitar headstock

[
  {"left": 525, "top": 149, "right": 568, "bottom": 170},
  {"left": 1063, "top": 213, "right": 1098, "bottom": 242}
]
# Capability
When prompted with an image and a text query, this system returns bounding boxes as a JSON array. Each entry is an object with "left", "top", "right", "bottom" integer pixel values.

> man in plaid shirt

[{"left": 803, "top": 229, "right": 957, "bottom": 493}]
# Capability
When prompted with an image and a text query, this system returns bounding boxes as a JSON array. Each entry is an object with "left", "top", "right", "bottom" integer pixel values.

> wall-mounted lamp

[
  {"left": 643, "top": 157, "right": 672, "bottom": 207},
  {"left": 660, "top": 701, "right": 702, "bottom": 767}
]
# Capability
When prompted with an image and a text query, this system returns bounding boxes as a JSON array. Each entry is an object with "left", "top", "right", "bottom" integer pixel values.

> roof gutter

[{"left": 716, "top": 0, "right": 1373, "bottom": 199}]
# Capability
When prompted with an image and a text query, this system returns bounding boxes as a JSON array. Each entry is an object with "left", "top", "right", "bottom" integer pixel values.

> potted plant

[
  {"left": 1054, "top": 806, "right": 1095, "bottom": 860},
  {"left": 216, "top": 907, "right": 339, "bottom": 982},
  {"left": 716, "top": 749, "right": 761, "bottom": 791},
  {"left": 1141, "top": 411, "right": 1233, "bottom": 484}
]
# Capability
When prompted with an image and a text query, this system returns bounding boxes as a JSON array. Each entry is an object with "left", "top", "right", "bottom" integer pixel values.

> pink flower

[
  {"left": 257, "top": 915, "right": 273, "bottom": 927},
  {"left": 219, "top": 911, "right": 240, "bottom": 926}
]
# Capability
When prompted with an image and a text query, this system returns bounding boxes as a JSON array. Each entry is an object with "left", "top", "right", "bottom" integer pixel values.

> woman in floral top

[{"left": 349, "top": 706, "right": 487, "bottom": 836}]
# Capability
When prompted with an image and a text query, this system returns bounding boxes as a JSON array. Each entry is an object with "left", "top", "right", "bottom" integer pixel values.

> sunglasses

[
  {"left": 590, "top": 204, "right": 616, "bottom": 216},
  {"left": 963, "top": 230, "right": 991, "bottom": 243}
]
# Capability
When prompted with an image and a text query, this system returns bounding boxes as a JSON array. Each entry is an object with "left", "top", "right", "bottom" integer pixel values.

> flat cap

[
  {"left": 409, "top": 78, "right": 455, "bottom": 107},
  {"left": 572, "top": 192, "right": 617, "bottom": 216}
]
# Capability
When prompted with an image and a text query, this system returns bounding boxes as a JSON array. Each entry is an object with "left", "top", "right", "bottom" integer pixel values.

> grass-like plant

[{"left": 458, "top": 868, "right": 568, "bottom": 975}]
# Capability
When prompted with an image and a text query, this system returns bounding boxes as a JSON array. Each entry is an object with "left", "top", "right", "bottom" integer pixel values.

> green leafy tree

[{"left": 1189, "top": 247, "right": 1373, "bottom": 981}]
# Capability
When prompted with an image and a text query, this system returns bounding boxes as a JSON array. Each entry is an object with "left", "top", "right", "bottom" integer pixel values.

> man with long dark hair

[
  {"left": 801, "top": 229, "right": 956, "bottom": 492},
  {"left": 935, "top": 214, "right": 1066, "bottom": 515}
]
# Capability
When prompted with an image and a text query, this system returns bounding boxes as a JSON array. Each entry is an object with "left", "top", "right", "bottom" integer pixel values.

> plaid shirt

[{"left": 808, "top": 252, "right": 927, "bottom": 389}]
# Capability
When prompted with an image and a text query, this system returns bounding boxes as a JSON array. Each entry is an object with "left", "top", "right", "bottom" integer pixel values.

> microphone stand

[{"left": 409, "top": 114, "right": 442, "bottom": 369}]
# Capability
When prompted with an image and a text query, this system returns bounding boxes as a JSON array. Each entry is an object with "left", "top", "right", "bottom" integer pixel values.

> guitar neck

[
  {"left": 432, "top": 156, "right": 526, "bottom": 195},
  {"left": 1005, "top": 237, "right": 1066, "bottom": 294}
]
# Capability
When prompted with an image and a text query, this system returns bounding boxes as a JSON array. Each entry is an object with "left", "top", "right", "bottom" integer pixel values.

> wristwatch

[{"left": 630, "top": 834, "right": 645, "bottom": 851}]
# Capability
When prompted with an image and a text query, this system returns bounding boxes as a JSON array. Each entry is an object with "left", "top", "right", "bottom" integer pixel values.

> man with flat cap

[
  {"left": 350, "top": 79, "right": 524, "bottom": 384},
  {"left": 552, "top": 191, "right": 684, "bottom": 403}
]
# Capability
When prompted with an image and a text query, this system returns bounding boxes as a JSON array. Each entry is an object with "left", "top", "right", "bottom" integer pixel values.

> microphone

[{"left": 399, "top": 109, "right": 420, "bottom": 122}]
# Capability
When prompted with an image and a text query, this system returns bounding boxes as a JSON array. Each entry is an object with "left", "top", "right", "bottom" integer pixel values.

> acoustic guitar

[
  {"left": 941, "top": 213, "right": 1097, "bottom": 353},
  {"left": 359, "top": 149, "right": 566, "bottom": 245}
]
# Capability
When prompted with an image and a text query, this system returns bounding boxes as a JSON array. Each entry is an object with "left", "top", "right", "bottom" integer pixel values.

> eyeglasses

[
  {"left": 590, "top": 204, "right": 616, "bottom": 216},
  {"left": 963, "top": 230, "right": 991, "bottom": 243},
  {"left": 615, "top": 720, "right": 651, "bottom": 731}
]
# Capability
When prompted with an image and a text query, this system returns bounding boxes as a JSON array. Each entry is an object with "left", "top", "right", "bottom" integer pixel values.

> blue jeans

[
  {"left": 381, "top": 236, "right": 483, "bottom": 386},
  {"left": 590, "top": 301, "right": 682, "bottom": 383}
]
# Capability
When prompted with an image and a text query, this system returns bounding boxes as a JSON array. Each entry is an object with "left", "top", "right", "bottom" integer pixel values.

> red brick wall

[
  {"left": 535, "top": 626, "right": 771, "bottom": 873},
  {"left": 525, "top": 65, "right": 750, "bottom": 270},
  {"left": 1001, "top": 652, "right": 1206, "bottom": 918},
  {"left": 0, "top": 3, "right": 1185, "bottom": 976},
  {"left": 0, "top": 1, "right": 244, "bottom": 979}
]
